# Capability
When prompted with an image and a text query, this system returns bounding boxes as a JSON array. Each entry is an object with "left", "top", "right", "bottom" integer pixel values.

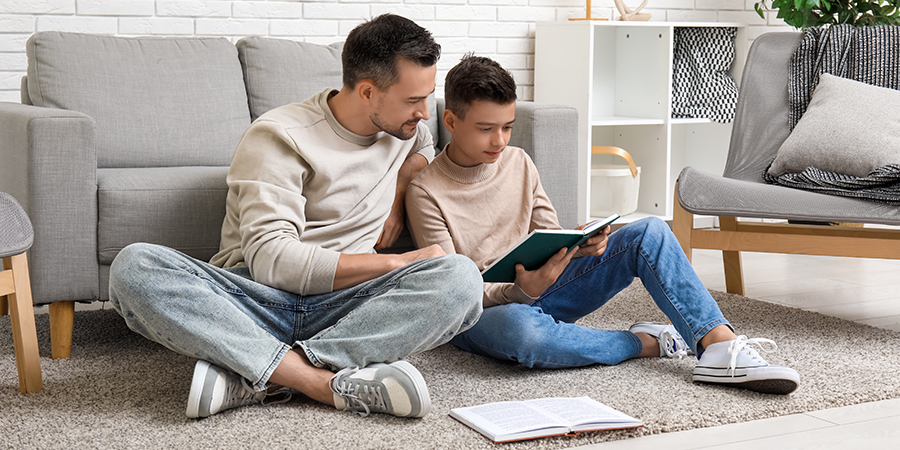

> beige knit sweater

[
  {"left": 210, "top": 89, "right": 435, "bottom": 295},
  {"left": 406, "top": 146, "right": 561, "bottom": 308}
]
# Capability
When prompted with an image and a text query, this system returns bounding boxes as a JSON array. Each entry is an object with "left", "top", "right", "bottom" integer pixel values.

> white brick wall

[{"left": 0, "top": 0, "right": 793, "bottom": 104}]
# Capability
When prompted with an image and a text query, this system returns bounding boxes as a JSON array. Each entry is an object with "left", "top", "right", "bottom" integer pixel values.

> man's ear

[
  {"left": 356, "top": 80, "right": 376, "bottom": 105},
  {"left": 443, "top": 109, "right": 458, "bottom": 133}
]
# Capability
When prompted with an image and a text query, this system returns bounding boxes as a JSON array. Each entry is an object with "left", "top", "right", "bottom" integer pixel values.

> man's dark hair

[
  {"left": 444, "top": 54, "right": 517, "bottom": 120},
  {"left": 342, "top": 14, "right": 441, "bottom": 90}
]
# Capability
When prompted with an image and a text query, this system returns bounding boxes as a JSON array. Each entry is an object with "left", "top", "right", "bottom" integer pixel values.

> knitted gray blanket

[{"left": 765, "top": 24, "right": 900, "bottom": 204}]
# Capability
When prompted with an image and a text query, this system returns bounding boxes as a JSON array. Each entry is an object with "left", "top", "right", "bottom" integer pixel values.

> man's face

[
  {"left": 444, "top": 99, "right": 516, "bottom": 167},
  {"left": 369, "top": 59, "right": 436, "bottom": 140}
]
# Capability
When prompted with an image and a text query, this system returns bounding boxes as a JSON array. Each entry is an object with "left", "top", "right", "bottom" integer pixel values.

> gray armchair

[
  {"left": 674, "top": 32, "right": 900, "bottom": 295},
  {"left": 0, "top": 32, "right": 578, "bottom": 358}
]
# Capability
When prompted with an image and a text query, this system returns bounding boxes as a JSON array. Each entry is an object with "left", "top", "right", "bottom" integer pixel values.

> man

[
  {"left": 108, "top": 14, "right": 483, "bottom": 420},
  {"left": 405, "top": 55, "right": 800, "bottom": 395}
]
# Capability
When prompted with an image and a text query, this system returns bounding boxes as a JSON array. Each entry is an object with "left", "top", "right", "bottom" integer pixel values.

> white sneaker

[
  {"left": 330, "top": 360, "right": 431, "bottom": 418},
  {"left": 629, "top": 321, "right": 692, "bottom": 359},
  {"left": 693, "top": 336, "right": 800, "bottom": 395},
  {"left": 186, "top": 360, "right": 293, "bottom": 418}
]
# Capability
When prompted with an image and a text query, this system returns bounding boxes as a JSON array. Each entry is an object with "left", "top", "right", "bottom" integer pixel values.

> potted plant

[{"left": 755, "top": 0, "right": 900, "bottom": 28}]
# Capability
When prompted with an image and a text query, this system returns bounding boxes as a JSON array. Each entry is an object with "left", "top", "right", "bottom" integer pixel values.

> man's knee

[
  {"left": 429, "top": 254, "right": 484, "bottom": 325},
  {"left": 109, "top": 243, "right": 173, "bottom": 307}
]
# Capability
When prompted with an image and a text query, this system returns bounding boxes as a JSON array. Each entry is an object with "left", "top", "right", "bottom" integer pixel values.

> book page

[
  {"left": 526, "top": 397, "right": 640, "bottom": 427},
  {"left": 455, "top": 401, "right": 567, "bottom": 435}
]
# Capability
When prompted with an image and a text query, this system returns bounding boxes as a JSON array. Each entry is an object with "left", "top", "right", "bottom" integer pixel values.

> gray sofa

[{"left": 0, "top": 31, "right": 578, "bottom": 358}]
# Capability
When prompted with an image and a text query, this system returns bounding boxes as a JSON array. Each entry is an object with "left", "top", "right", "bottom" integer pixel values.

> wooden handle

[{"left": 591, "top": 146, "right": 638, "bottom": 178}]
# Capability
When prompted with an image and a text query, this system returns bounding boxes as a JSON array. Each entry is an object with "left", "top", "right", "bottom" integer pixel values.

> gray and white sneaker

[
  {"left": 186, "top": 360, "right": 293, "bottom": 419},
  {"left": 693, "top": 336, "right": 800, "bottom": 395},
  {"left": 330, "top": 360, "right": 431, "bottom": 418},
  {"left": 629, "top": 321, "right": 692, "bottom": 359}
]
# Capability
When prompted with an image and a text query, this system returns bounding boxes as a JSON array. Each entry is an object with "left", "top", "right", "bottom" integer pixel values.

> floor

[{"left": 578, "top": 248, "right": 900, "bottom": 450}]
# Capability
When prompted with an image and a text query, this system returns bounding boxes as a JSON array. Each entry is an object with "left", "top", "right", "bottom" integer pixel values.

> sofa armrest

[
  {"left": 0, "top": 102, "right": 99, "bottom": 304},
  {"left": 509, "top": 102, "right": 579, "bottom": 228}
]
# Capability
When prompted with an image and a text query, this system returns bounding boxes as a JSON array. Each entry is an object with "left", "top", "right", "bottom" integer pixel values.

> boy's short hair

[
  {"left": 444, "top": 54, "right": 517, "bottom": 120},
  {"left": 342, "top": 14, "right": 441, "bottom": 91}
]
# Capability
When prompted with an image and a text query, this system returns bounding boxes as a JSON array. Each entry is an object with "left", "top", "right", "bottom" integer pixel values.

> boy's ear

[{"left": 443, "top": 109, "right": 458, "bottom": 133}]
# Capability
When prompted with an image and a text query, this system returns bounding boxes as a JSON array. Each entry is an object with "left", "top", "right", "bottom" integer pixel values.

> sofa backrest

[
  {"left": 723, "top": 32, "right": 801, "bottom": 182},
  {"left": 236, "top": 36, "right": 440, "bottom": 142},
  {"left": 25, "top": 32, "right": 250, "bottom": 169}
]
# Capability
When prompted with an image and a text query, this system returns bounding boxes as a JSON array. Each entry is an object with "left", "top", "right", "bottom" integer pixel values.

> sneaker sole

[
  {"left": 693, "top": 366, "right": 800, "bottom": 395},
  {"left": 389, "top": 360, "right": 432, "bottom": 418},
  {"left": 186, "top": 360, "right": 212, "bottom": 419}
]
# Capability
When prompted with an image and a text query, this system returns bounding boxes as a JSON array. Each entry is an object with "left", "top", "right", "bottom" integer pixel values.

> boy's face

[
  {"left": 443, "top": 99, "right": 516, "bottom": 167},
  {"left": 369, "top": 58, "right": 436, "bottom": 140}
]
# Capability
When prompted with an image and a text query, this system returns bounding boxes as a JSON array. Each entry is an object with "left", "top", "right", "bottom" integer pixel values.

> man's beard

[{"left": 371, "top": 111, "right": 418, "bottom": 141}]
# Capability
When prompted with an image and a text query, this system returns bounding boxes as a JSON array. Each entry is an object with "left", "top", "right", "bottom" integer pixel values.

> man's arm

[
  {"left": 332, "top": 244, "right": 444, "bottom": 291},
  {"left": 374, "top": 152, "right": 429, "bottom": 250}
]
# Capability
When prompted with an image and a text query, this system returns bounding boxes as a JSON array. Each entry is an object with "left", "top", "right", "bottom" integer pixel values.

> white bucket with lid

[{"left": 590, "top": 146, "right": 640, "bottom": 217}]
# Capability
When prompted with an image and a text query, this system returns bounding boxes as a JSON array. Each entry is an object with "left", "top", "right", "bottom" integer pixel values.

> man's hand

[
  {"left": 375, "top": 198, "right": 405, "bottom": 250},
  {"left": 575, "top": 223, "right": 611, "bottom": 258},
  {"left": 397, "top": 243, "right": 446, "bottom": 266},
  {"left": 375, "top": 153, "right": 428, "bottom": 250},
  {"left": 514, "top": 246, "right": 578, "bottom": 298}
]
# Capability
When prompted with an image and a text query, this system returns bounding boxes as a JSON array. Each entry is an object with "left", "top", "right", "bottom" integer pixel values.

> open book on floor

[
  {"left": 449, "top": 396, "right": 643, "bottom": 443},
  {"left": 480, "top": 214, "right": 620, "bottom": 283}
]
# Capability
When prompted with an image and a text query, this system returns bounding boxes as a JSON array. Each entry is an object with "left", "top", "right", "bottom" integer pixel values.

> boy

[{"left": 405, "top": 55, "right": 800, "bottom": 394}]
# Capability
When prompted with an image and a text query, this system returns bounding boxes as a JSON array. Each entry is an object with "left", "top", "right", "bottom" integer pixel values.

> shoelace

[
  {"left": 727, "top": 335, "right": 778, "bottom": 377},
  {"left": 660, "top": 330, "right": 689, "bottom": 359},
  {"left": 224, "top": 378, "right": 293, "bottom": 409},
  {"left": 329, "top": 367, "right": 387, "bottom": 417}
]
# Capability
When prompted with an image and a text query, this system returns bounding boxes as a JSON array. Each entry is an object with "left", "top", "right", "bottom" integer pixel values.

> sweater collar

[
  {"left": 318, "top": 89, "right": 379, "bottom": 147},
  {"left": 434, "top": 143, "right": 499, "bottom": 184}
]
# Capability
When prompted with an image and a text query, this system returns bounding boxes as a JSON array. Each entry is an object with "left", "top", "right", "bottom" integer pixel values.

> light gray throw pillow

[{"left": 767, "top": 73, "right": 900, "bottom": 178}]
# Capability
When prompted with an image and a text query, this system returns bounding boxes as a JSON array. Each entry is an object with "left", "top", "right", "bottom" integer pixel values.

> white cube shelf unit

[{"left": 534, "top": 21, "right": 748, "bottom": 225}]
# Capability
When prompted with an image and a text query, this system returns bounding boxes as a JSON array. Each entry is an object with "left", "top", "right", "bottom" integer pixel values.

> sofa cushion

[
  {"left": 97, "top": 166, "right": 229, "bottom": 264},
  {"left": 237, "top": 36, "right": 439, "bottom": 141},
  {"left": 26, "top": 32, "right": 250, "bottom": 169}
]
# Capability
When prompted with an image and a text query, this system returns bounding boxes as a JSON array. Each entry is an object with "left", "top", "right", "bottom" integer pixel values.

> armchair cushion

[
  {"left": 26, "top": 32, "right": 249, "bottom": 168},
  {"left": 97, "top": 166, "right": 229, "bottom": 265},
  {"left": 768, "top": 73, "right": 900, "bottom": 178}
]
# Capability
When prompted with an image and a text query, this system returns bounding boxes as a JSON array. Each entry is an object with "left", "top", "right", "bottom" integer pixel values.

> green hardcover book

[{"left": 480, "top": 214, "right": 619, "bottom": 283}]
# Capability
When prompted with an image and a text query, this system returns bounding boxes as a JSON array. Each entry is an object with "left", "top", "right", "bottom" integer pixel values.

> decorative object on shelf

[
  {"left": 671, "top": 27, "right": 739, "bottom": 123},
  {"left": 590, "top": 146, "right": 641, "bottom": 217},
  {"left": 614, "top": 0, "right": 651, "bottom": 21},
  {"left": 569, "top": 0, "right": 610, "bottom": 21},
  {"left": 754, "top": 0, "right": 900, "bottom": 29}
]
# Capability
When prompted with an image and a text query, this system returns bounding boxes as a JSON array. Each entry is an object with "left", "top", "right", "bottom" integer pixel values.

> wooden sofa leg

[
  {"left": 49, "top": 301, "right": 75, "bottom": 359},
  {"left": 1, "top": 294, "right": 7, "bottom": 316},
  {"left": 672, "top": 184, "right": 694, "bottom": 262},
  {"left": 718, "top": 217, "right": 746, "bottom": 296}
]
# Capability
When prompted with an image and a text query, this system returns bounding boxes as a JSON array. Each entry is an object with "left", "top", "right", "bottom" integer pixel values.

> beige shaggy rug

[{"left": 2, "top": 281, "right": 899, "bottom": 449}]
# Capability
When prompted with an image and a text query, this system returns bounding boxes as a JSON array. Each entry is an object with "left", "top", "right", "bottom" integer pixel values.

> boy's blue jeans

[
  {"left": 452, "top": 217, "right": 730, "bottom": 368},
  {"left": 108, "top": 243, "right": 483, "bottom": 391}
]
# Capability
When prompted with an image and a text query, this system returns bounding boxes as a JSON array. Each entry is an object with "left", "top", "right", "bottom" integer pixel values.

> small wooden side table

[{"left": 0, "top": 192, "right": 42, "bottom": 394}]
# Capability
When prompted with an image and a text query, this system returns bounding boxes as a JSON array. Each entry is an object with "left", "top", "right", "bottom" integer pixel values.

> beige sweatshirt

[
  {"left": 405, "top": 146, "right": 560, "bottom": 308},
  {"left": 210, "top": 89, "right": 435, "bottom": 295}
]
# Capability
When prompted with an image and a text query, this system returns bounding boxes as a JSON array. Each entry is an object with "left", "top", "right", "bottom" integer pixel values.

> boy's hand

[
  {"left": 576, "top": 224, "right": 610, "bottom": 258},
  {"left": 514, "top": 246, "right": 578, "bottom": 298}
]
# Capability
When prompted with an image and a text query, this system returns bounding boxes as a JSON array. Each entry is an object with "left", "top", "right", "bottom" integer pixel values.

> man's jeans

[
  {"left": 109, "top": 243, "right": 483, "bottom": 391},
  {"left": 452, "top": 217, "right": 730, "bottom": 369}
]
